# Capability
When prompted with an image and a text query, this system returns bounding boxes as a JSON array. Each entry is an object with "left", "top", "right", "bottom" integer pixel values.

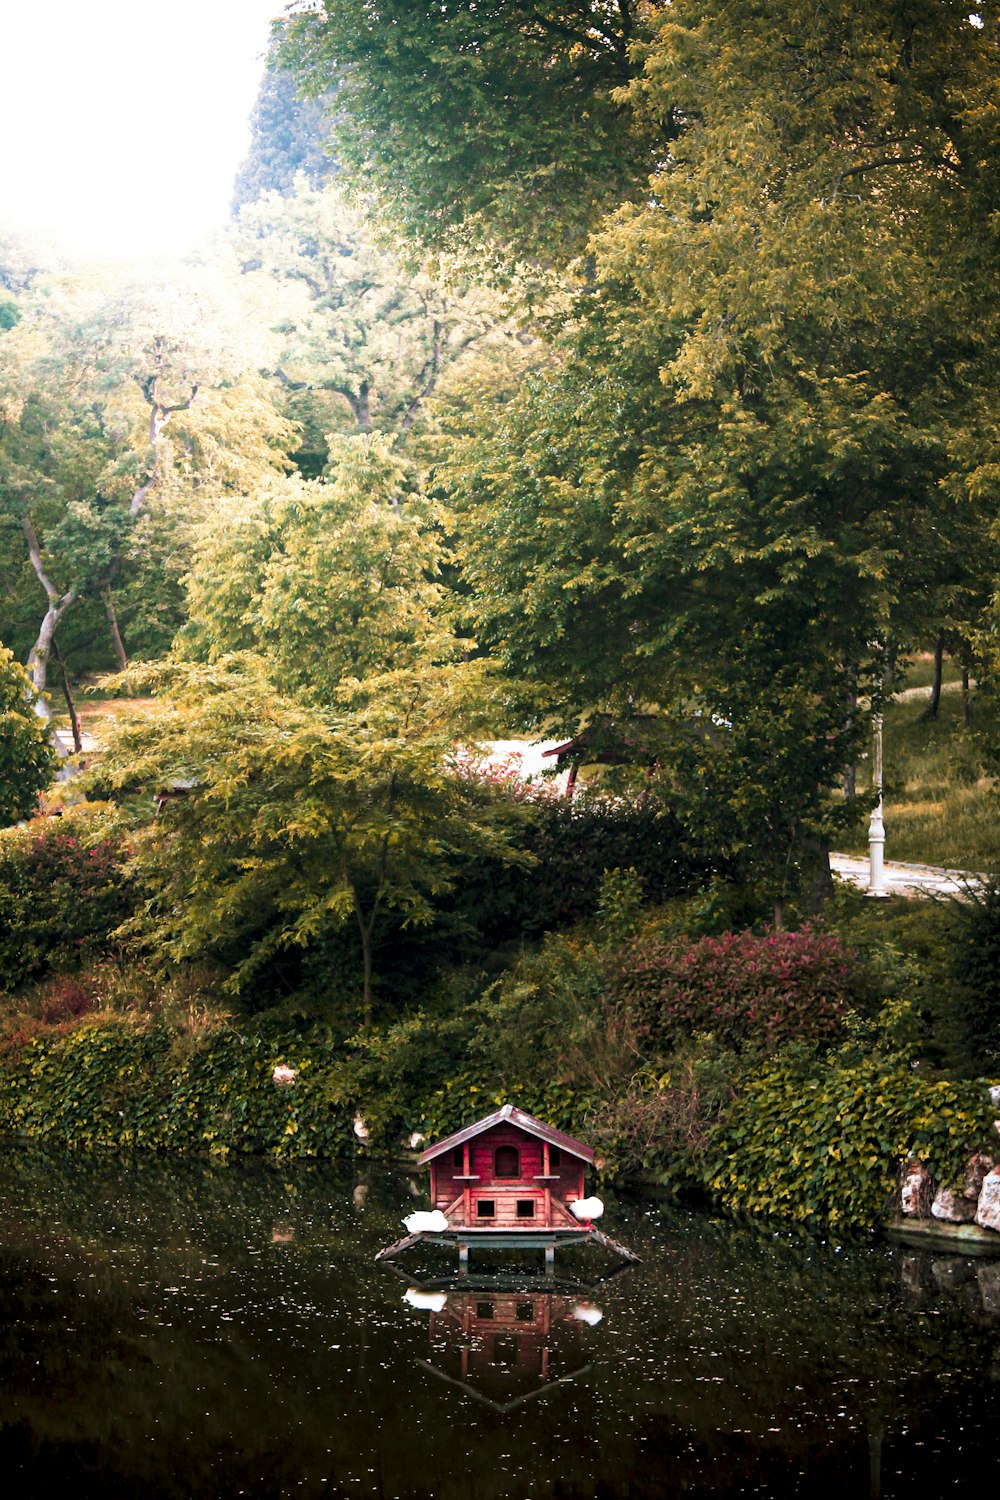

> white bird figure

[
  {"left": 569, "top": 1301, "right": 604, "bottom": 1326},
  {"left": 404, "top": 1287, "right": 448, "bottom": 1312},
  {"left": 403, "top": 1209, "right": 450, "bottom": 1234},
  {"left": 353, "top": 1113, "right": 370, "bottom": 1142},
  {"left": 568, "top": 1196, "right": 605, "bottom": 1225}
]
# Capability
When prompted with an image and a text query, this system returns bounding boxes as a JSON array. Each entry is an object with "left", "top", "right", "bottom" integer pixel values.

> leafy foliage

[
  {"left": 0, "top": 810, "right": 134, "bottom": 990},
  {"left": 444, "top": 778, "right": 720, "bottom": 944},
  {"left": 280, "top": 1, "right": 654, "bottom": 258},
  {"left": 704, "top": 1044, "right": 997, "bottom": 1229},
  {"left": 231, "top": 34, "right": 338, "bottom": 213},
  {"left": 608, "top": 926, "right": 856, "bottom": 1056},
  {"left": 0, "top": 646, "right": 54, "bottom": 825},
  {"left": 944, "top": 878, "right": 1000, "bottom": 1074},
  {"left": 181, "top": 436, "right": 457, "bottom": 703},
  {"left": 90, "top": 656, "right": 523, "bottom": 1024}
]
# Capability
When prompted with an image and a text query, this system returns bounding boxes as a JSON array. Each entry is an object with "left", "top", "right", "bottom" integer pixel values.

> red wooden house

[{"left": 417, "top": 1103, "right": 594, "bottom": 1232}]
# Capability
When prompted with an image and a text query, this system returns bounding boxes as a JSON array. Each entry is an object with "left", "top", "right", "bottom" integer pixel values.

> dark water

[{"left": 1, "top": 1149, "right": 998, "bottom": 1499}]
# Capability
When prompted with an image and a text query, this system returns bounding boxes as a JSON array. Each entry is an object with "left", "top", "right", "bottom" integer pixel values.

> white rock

[
  {"left": 353, "top": 1113, "right": 370, "bottom": 1141},
  {"left": 271, "top": 1064, "right": 297, "bottom": 1086},
  {"left": 975, "top": 1167, "right": 1000, "bottom": 1232},
  {"left": 931, "top": 1153, "right": 994, "bottom": 1221},
  {"left": 988, "top": 1084, "right": 1000, "bottom": 1110},
  {"left": 931, "top": 1187, "right": 977, "bottom": 1224}
]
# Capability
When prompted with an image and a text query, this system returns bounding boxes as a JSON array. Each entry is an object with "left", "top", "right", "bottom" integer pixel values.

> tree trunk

[
  {"left": 353, "top": 887, "right": 380, "bottom": 1029},
  {"left": 51, "top": 639, "right": 82, "bottom": 752},
  {"left": 22, "top": 516, "right": 77, "bottom": 717},
  {"left": 841, "top": 658, "right": 857, "bottom": 798},
  {"left": 100, "top": 586, "right": 129, "bottom": 671},
  {"left": 921, "top": 634, "right": 945, "bottom": 720},
  {"left": 962, "top": 664, "right": 970, "bottom": 728}
]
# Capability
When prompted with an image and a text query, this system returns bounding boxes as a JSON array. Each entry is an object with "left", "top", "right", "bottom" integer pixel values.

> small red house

[{"left": 417, "top": 1103, "right": 594, "bottom": 1232}]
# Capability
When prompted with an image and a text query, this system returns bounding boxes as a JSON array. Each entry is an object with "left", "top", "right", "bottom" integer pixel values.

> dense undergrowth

[{"left": 1, "top": 789, "right": 998, "bottom": 1230}]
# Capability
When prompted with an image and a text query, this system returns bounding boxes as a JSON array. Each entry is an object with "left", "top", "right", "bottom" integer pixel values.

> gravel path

[{"left": 830, "top": 852, "right": 983, "bottom": 899}]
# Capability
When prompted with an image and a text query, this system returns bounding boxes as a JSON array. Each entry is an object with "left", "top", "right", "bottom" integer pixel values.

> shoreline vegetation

[{"left": 1, "top": 787, "right": 997, "bottom": 1233}]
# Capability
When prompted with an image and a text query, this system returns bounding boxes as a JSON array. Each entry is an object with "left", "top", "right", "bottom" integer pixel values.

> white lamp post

[{"left": 866, "top": 710, "right": 890, "bottom": 898}]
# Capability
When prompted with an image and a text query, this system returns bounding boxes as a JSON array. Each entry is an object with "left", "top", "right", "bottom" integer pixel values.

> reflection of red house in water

[
  {"left": 419, "top": 1290, "right": 593, "bottom": 1412},
  {"left": 418, "top": 1104, "right": 593, "bottom": 1231}
]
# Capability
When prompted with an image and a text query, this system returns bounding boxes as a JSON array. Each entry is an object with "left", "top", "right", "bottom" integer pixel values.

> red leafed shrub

[
  {"left": 38, "top": 975, "right": 100, "bottom": 1025},
  {"left": 607, "top": 926, "right": 854, "bottom": 1054},
  {"left": 0, "top": 815, "right": 134, "bottom": 990}
]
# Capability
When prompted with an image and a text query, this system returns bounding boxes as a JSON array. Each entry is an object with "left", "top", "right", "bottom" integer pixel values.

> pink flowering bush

[{"left": 608, "top": 925, "right": 854, "bottom": 1055}]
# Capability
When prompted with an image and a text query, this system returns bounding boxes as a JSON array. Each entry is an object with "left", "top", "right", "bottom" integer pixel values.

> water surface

[{"left": 1, "top": 1149, "right": 997, "bottom": 1498}]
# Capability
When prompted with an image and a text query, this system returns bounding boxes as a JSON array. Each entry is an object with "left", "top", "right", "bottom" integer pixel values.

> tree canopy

[{"left": 284, "top": 0, "right": 1000, "bottom": 904}]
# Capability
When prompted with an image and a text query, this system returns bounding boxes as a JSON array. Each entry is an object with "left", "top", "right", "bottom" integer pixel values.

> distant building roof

[{"left": 418, "top": 1103, "right": 595, "bottom": 1167}]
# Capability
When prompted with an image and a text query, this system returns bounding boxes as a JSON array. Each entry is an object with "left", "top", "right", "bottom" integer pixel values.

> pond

[{"left": 1, "top": 1148, "right": 997, "bottom": 1499}]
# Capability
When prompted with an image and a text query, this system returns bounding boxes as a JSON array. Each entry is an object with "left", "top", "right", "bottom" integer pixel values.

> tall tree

[
  {"left": 280, "top": 0, "right": 657, "bottom": 258},
  {"left": 293, "top": 0, "right": 1000, "bottom": 903},
  {"left": 235, "top": 183, "right": 527, "bottom": 475},
  {"left": 0, "top": 253, "right": 295, "bottom": 708},
  {"left": 231, "top": 24, "right": 339, "bottom": 213},
  {"left": 93, "top": 656, "right": 515, "bottom": 1025}
]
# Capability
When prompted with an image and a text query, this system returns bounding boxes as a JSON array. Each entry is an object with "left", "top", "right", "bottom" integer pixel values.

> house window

[
  {"left": 477, "top": 1199, "right": 495, "bottom": 1219},
  {"left": 516, "top": 1200, "right": 536, "bottom": 1219},
  {"left": 477, "top": 1301, "right": 494, "bottom": 1321},
  {"left": 516, "top": 1301, "right": 534, "bottom": 1322},
  {"left": 549, "top": 1146, "right": 561, "bottom": 1168},
  {"left": 495, "top": 1145, "right": 520, "bottom": 1178},
  {"left": 452, "top": 1147, "right": 464, "bottom": 1170}
]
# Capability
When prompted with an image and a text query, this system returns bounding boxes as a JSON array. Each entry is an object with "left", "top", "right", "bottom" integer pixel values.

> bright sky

[{"left": 0, "top": 0, "right": 293, "bottom": 261}]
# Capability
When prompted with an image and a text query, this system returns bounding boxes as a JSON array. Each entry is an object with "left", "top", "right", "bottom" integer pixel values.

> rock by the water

[
  {"left": 975, "top": 1167, "right": 1000, "bottom": 1232},
  {"left": 932, "top": 1153, "right": 995, "bottom": 1222},
  {"left": 932, "top": 1187, "right": 977, "bottom": 1223}
]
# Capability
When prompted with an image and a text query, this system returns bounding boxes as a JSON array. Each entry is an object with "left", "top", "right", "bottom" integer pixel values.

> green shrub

[
  {"left": 0, "top": 1016, "right": 356, "bottom": 1157},
  {"left": 607, "top": 925, "right": 854, "bottom": 1056},
  {"left": 703, "top": 1049, "right": 997, "bottom": 1228},
  {"left": 0, "top": 811, "right": 135, "bottom": 990},
  {"left": 945, "top": 878, "right": 1000, "bottom": 1073},
  {"left": 444, "top": 783, "right": 722, "bottom": 944}
]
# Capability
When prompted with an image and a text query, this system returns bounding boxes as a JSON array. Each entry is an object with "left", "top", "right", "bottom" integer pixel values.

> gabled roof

[{"left": 418, "top": 1103, "right": 595, "bottom": 1167}]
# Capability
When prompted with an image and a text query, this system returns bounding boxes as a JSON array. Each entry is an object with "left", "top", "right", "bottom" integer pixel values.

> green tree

[
  {"left": 235, "top": 183, "right": 526, "bottom": 476},
  {"left": 92, "top": 657, "right": 517, "bottom": 1025},
  {"left": 416, "top": 0, "right": 1000, "bottom": 901},
  {"left": 181, "top": 433, "right": 459, "bottom": 705},
  {"left": 0, "top": 253, "right": 295, "bottom": 708},
  {"left": 231, "top": 25, "right": 339, "bottom": 214},
  {"left": 0, "top": 644, "right": 54, "bottom": 826},
  {"left": 281, "top": 1, "right": 656, "bottom": 259}
]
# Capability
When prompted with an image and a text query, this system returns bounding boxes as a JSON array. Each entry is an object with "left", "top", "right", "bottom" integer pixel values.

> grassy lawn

[{"left": 839, "top": 657, "right": 1000, "bottom": 871}]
